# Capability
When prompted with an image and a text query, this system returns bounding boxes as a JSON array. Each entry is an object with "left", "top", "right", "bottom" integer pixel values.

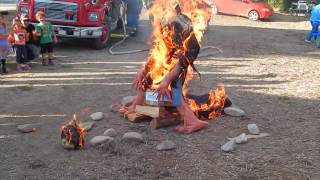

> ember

[{"left": 61, "top": 114, "right": 85, "bottom": 150}]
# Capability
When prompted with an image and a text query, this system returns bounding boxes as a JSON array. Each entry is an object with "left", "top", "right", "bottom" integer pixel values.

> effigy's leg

[
  {"left": 118, "top": 89, "right": 145, "bottom": 114},
  {"left": 175, "top": 96, "right": 208, "bottom": 134},
  {"left": 170, "top": 79, "right": 208, "bottom": 134}
]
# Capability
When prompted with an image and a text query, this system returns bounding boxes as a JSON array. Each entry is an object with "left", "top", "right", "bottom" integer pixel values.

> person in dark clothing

[
  {"left": 124, "top": 0, "right": 142, "bottom": 36},
  {"left": 20, "top": 14, "right": 39, "bottom": 62}
]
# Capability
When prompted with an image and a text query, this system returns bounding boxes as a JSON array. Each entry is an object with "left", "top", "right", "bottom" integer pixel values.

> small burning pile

[
  {"left": 186, "top": 83, "right": 231, "bottom": 120},
  {"left": 61, "top": 114, "right": 85, "bottom": 150}
]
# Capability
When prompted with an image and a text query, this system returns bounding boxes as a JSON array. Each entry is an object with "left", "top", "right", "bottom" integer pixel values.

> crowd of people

[{"left": 0, "top": 11, "right": 57, "bottom": 74}]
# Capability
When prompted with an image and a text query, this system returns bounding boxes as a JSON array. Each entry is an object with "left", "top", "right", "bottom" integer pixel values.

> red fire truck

[{"left": 17, "top": 0, "right": 125, "bottom": 49}]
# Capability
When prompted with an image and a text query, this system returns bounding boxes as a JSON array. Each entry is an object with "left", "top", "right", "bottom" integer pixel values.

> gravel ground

[{"left": 0, "top": 11, "right": 319, "bottom": 180}]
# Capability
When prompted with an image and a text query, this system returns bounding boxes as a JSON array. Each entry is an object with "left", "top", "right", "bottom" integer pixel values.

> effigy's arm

[
  {"left": 156, "top": 62, "right": 182, "bottom": 100},
  {"left": 132, "top": 64, "right": 147, "bottom": 89}
]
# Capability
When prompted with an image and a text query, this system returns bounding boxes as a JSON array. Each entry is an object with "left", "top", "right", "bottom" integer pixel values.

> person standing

[
  {"left": 124, "top": 0, "right": 142, "bottom": 36},
  {"left": 305, "top": 4, "right": 320, "bottom": 42},
  {"left": 21, "top": 14, "right": 39, "bottom": 62},
  {"left": 0, "top": 14, "right": 9, "bottom": 74},
  {"left": 35, "top": 11, "right": 57, "bottom": 66},
  {"left": 8, "top": 17, "right": 30, "bottom": 72}
]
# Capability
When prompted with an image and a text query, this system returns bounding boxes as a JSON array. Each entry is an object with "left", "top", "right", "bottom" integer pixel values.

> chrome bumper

[{"left": 33, "top": 24, "right": 103, "bottom": 38}]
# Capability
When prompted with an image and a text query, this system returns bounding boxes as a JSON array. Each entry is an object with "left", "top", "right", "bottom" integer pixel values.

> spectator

[
  {"left": 0, "top": 14, "right": 9, "bottom": 74},
  {"left": 21, "top": 14, "right": 39, "bottom": 62},
  {"left": 8, "top": 17, "right": 30, "bottom": 72},
  {"left": 305, "top": 4, "right": 320, "bottom": 42},
  {"left": 124, "top": 0, "right": 142, "bottom": 36},
  {"left": 35, "top": 11, "right": 57, "bottom": 66}
]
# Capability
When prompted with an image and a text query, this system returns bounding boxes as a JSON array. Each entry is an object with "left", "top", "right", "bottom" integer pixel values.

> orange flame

[
  {"left": 61, "top": 114, "right": 85, "bottom": 149},
  {"left": 146, "top": 0, "right": 211, "bottom": 89},
  {"left": 147, "top": 1, "right": 226, "bottom": 120},
  {"left": 186, "top": 83, "right": 227, "bottom": 120}
]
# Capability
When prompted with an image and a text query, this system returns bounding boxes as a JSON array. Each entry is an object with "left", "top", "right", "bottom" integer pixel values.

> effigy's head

[
  {"left": 160, "top": 12, "right": 193, "bottom": 48},
  {"left": 169, "top": 1, "right": 181, "bottom": 14}
]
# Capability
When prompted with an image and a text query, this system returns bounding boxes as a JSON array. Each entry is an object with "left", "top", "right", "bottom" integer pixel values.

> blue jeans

[
  {"left": 15, "top": 45, "right": 29, "bottom": 64},
  {"left": 171, "top": 78, "right": 183, "bottom": 106},
  {"left": 127, "top": 13, "right": 139, "bottom": 29},
  {"left": 306, "top": 21, "right": 319, "bottom": 41}
]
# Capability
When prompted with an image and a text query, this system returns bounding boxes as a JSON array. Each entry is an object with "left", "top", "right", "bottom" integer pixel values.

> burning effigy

[
  {"left": 61, "top": 114, "right": 85, "bottom": 150},
  {"left": 119, "top": 0, "right": 231, "bottom": 133}
]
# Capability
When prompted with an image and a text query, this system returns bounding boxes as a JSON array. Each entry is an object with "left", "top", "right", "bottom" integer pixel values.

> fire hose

[
  {"left": 108, "top": 2, "right": 149, "bottom": 55},
  {"left": 108, "top": 18, "right": 150, "bottom": 55},
  {"left": 108, "top": 20, "right": 223, "bottom": 56},
  {"left": 108, "top": 3, "right": 223, "bottom": 56}
]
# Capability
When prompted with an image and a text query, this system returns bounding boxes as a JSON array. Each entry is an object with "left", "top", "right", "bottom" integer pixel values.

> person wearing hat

[{"left": 20, "top": 14, "right": 39, "bottom": 62}]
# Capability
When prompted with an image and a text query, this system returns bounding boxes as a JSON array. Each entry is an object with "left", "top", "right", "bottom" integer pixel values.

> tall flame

[
  {"left": 146, "top": 0, "right": 211, "bottom": 88},
  {"left": 147, "top": 1, "right": 226, "bottom": 119}
]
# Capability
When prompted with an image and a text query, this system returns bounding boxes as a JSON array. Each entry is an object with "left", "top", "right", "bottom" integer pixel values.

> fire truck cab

[{"left": 17, "top": 0, "right": 125, "bottom": 49}]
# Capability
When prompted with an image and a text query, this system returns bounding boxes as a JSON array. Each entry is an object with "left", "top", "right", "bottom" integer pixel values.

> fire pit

[{"left": 61, "top": 114, "right": 85, "bottom": 150}]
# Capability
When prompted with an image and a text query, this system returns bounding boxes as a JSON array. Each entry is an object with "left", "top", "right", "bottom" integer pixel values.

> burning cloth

[
  {"left": 141, "top": 6, "right": 201, "bottom": 106},
  {"left": 121, "top": 0, "right": 228, "bottom": 133}
]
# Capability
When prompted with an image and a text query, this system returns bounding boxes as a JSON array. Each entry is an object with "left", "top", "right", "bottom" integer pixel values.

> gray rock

[
  {"left": 121, "top": 96, "right": 135, "bottom": 106},
  {"left": 90, "top": 112, "right": 104, "bottom": 121},
  {"left": 122, "top": 132, "right": 144, "bottom": 143},
  {"left": 156, "top": 140, "right": 175, "bottom": 151},
  {"left": 90, "top": 136, "right": 114, "bottom": 146},
  {"left": 61, "top": 138, "right": 75, "bottom": 150},
  {"left": 248, "top": 124, "right": 260, "bottom": 135},
  {"left": 224, "top": 106, "right": 245, "bottom": 117},
  {"left": 221, "top": 140, "right": 236, "bottom": 152},
  {"left": 103, "top": 128, "right": 117, "bottom": 137},
  {"left": 79, "top": 121, "right": 95, "bottom": 131},
  {"left": 228, "top": 133, "right": 248, "bottom": 144},
  {"left": 17, "top": 124, "right": 36, "bottom": 133},
  {"left": 109, "top": 104, "right": 119, "bottom": 112}
]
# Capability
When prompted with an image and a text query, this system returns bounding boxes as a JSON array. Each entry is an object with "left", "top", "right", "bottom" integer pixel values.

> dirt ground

[{"left": 0, "top": 11, "right": 319, "bottom": 180}]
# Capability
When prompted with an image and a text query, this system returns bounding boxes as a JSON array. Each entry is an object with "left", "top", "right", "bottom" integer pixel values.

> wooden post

[
  {"left": 150, "top": 117, "right": 181, "bottom": 129},
  {"left": 126, "top": 112, "right": 152, "bottom": 123},
  {"left": 135, "top": 105, "right": 164, "bottom": 118}
]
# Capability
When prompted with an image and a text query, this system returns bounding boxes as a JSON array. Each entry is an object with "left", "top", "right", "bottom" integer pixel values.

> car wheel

[
  {"left": 92, "top": 26, "right": 110, "bottom": 49},
  {"left": 248, "top": 10, "right": 259, "bottom": 21},
  {"left": 292, "top": 11, "right": 297, "bottom": 16},
  {"left": 211, "top": 4, "right": 218, "bottom": 15}
]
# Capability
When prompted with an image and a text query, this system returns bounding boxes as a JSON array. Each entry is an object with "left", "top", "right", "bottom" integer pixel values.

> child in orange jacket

[{"left": 8, "top": 17, "right": 30, "bottom": 72}]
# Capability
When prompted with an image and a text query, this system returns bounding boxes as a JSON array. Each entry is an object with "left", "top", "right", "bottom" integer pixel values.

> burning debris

[
  {"left": 186, "top": 83, "right": 232, "bottom": 120},
  {"left": 61, "top": 114, "right": 85, "bottom": 150}
]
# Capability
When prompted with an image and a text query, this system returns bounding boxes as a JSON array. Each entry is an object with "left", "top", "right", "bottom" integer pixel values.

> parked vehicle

[
  {"left": 17, "top": 0, "right": 126, "bottom": 49},
  {"left": 205, "top": 0, "right": 273, "bottom": 21},
  {"left": 289, "top": 0, "right": 315, "bottom": 16}
]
